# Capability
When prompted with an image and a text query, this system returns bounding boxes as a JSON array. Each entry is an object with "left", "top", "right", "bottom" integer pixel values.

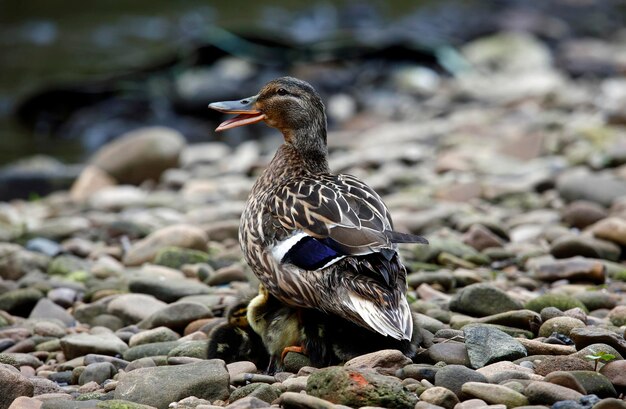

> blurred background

[{"left": 1, "top": 0, "right": 625, "bottom": 200}]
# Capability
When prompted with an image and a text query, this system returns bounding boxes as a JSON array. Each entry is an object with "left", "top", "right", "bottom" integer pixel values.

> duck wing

[
  {"left": 268, "top": 173, "right": 427, "bottom": 340},
  {"left": 271, "top": 173, "right": 426, "bottom": 255}
]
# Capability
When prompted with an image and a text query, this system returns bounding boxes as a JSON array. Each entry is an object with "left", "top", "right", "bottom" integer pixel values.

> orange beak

[{"left": 208, "top": 95, "right": 266, "bottom": 132}]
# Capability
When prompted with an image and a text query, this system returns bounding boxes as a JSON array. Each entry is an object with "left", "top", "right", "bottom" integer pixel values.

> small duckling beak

[{"left": 208, "top": 95, "right": 266, "bottom": 132}]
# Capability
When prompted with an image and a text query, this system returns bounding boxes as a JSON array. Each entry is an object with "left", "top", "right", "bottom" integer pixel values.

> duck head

[{"left": 209, "top": 77, "right": 327, "bottom": 147}]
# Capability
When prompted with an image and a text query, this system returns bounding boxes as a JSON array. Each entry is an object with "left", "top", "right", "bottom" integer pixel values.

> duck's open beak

[{"left": 208, "top": 95, "right": 265, "bottom": 132}]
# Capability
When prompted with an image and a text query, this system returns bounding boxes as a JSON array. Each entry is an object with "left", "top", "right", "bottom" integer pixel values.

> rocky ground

[{"left": 1, "top": 30, "right": 626, "bottom": 409}]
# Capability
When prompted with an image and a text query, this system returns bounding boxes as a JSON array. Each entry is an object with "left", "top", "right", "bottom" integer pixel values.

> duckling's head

[{"left": 209, "top": 77, "right": 327, "bottom": 146}]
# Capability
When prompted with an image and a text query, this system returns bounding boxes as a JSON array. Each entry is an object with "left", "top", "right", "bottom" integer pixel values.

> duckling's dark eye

[{"left": 277, "top": 88, "right": 288, "bottom": 96}]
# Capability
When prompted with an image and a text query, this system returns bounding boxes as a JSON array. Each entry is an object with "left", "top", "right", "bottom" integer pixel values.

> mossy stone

[{"left": 525, "top": 293, "right": 588, "bottom": 313}]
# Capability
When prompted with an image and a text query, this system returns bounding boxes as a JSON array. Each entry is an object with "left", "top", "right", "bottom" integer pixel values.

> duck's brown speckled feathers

[{"left": 209, "top": 76, "right": 427, "bottom": 342}]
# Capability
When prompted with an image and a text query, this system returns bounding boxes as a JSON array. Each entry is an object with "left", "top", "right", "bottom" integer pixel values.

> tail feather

[{"left": 346, "top": 293, "right": 413, "bottom": 340}]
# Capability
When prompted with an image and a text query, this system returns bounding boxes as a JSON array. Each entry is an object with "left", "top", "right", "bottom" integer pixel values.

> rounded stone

[
  {"left": 91, "top": 126, "right": 185, "bottom": 185},
  {"left": 562, "top": 200, "right": 608, "bottom": 229},
  {"left": 306, "top": 367, "right": 418, "bottom": 409},
  {"left": 129, "top": 327, "right": 180, "bottom": 347},
  {"left": 607, "top": 306, "right": 626, "bottom": 327},
  {"left": 123, "top": 224, "right": 209, "bottom": 266},
  {"left": 434, "top": 364, "right": 487, "bottom": 398},
  {"left": 419, "top": 386, "right": 459, "bottom": 409},
  {"left": 107, "top": 294, "right": 167, "bottom": 325},
  {"left": 460, "top": 382, "right": 529, "bottom": 408},
  {"left": 78, "top": 362, "right": 116, "bottom": 385},
  {"left": 526, "top": 294, "right": 588, "bottom": 313},
  {"left": 525, "top": 380, "right": 584, "bottom": 405},
  {"left": 538, "top": 317, "right": 586, "bottom": 338},
  {"left": 463, "top": 325, "right": 527, "bottom": 368},
  {"left": 534, "top": 356, "right": 593, "bottom": 376},
  {"left": 450, "top": 283, "right": 523, "bottom": 317}
]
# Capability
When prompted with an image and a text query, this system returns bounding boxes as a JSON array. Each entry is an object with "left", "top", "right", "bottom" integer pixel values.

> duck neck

[{"left": 282, "top": 121, "right": 329, "bottom": 174}]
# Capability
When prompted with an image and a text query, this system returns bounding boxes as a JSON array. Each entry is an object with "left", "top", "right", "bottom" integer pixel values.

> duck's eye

[{"left": 277, "top": 88, "right": 288, "bottom": 96}]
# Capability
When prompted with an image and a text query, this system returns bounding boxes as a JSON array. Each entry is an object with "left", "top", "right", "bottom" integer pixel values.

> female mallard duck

[{"left": 209, "top": 77, "right": 427, "bottom": 346}]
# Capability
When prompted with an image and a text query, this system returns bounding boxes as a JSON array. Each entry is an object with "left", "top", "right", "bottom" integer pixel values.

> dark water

[
  {"left": 1, "top": 0, "right": 624, "bottom": 166},
  {"left": 0, "top": 0, "right": 423, "bottom": 165}
]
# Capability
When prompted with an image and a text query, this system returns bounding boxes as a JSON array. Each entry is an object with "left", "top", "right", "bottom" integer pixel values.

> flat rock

[
  {"left": 114, "top": 359, "right": 229, "bottom": 409},
  {"left": 557, "top": 171, "right": 626, "bottom": 207},
  {"left": 129, "top": 327, "right": 180, "bottom": 347},
  {"left": 123, "top": 341, "right": 181, "bottom": 361},
  {"left": 476, "top": 361, "right": 533, "bottom": 379},
  {"left": 569, "top": 327, "right": 626, "bottom": 357},
  {"left": 107, "top": 294, "right": 167, "bottom": 325},
  {"left": 525, "top": 381, "right": 584, "bottom": 405},
  {"left": 128, "top": 276, "right": 212, "bottom": 303},
  {"left": 225, "top": 396, "right": 270, "bottom": 409},
  {"left": 463, "top": 325, "right": 527, "bottom": 368},
  {"left": 60, "top": 331, "right": 128, "bottom": 360},
  {"left": 277, "top": 392, "right": 337, "bottom": 409},
  {"left": 534, "top": 355, "right": 593, "bottom": 376},
  {"left": 344, "top": 349, "right": 412, "bottom": 376},
  {"left": 123, "top": 224, "right": 208, "bottom": 266},
  {"left": 532, "top": 257, "right": 606, "bottom": 284},
  {"left": 592, "top": 398, "right": 626, "bottom": 409},
  {"left": 474, "top": 310, "right": 541, "bottom": 332},
  {"left": 516, "top": 339, "right": 576, "bottom": 356},
  {"left": 550, "top": 235, "right": 620, "bottom": 262},
  {"left": 460, "top": 382, "right": 529, "bottom": 408}
]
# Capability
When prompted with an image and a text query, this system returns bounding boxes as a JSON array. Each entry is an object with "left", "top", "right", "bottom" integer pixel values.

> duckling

[
  {"left": 207, "top": 293, "right": 269, "bottom": 368},
  {"left": 247, "top": 284, "right": 421, "bottom": 369},
  {"left": 247, "top": 284, "right": 325, "bottom": 372},
  {"left": 209, "top": 77, "right": 427, "bottom": 345}
]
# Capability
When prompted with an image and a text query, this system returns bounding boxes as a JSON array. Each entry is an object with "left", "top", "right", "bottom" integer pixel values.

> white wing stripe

[{"left": 270, "top": 231, "right": 308, "bottom": 262}]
